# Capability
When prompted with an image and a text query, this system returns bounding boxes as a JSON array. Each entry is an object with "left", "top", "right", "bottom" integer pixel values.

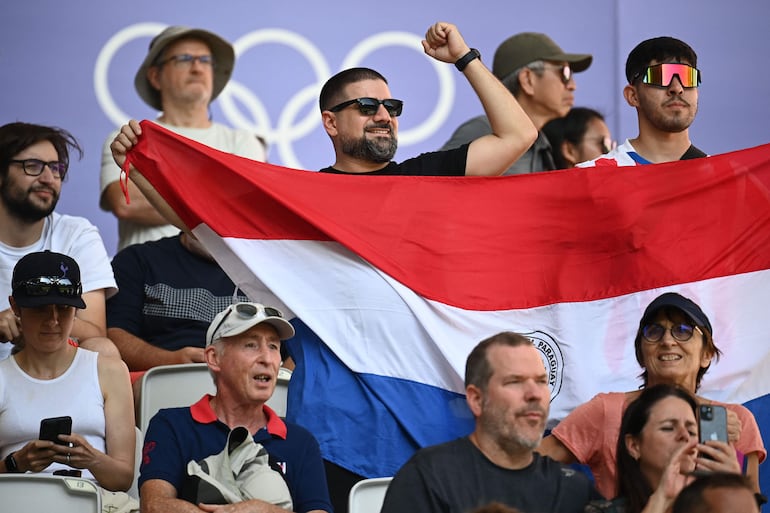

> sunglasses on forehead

[
  {"left": 210, "top": 302, "right": 284, "bottom": 341},
  {"left": 636, "top": 63, "right": 701, "bottom": 88},
  {"left": 328, "top": 97, "right": 404, "bottom": 117},
  {"left": 13, "top": 276, "right": 82, "bottom": 297}
]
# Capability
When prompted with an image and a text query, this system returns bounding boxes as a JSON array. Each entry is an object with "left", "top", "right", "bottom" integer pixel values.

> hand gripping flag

[{"left": 124, "top": 120, "right": 769, "bottom": 482}]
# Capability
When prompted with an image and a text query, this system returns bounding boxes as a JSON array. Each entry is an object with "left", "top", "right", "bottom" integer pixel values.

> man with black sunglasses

[
  {"left": 0, "top": 122, "right": 118, "bottom": 361},
  {"left": 441, "top": 32, "right": 592, "bottom": 174},
  {"left": 318, "top": 21, "right": 537, "bottom": 177},
  {"left": 579, "top": 36, "right": 706, "bottom": 167},
  {"left": 100, "top": 26, "right": 266, "bottom": 251}
]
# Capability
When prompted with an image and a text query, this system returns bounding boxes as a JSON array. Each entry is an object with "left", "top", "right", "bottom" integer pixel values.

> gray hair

[{"left": 501, "top": 60, "right": 545, "bottom": 97}]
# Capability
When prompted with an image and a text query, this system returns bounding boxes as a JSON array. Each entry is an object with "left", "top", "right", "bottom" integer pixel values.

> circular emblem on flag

[{"left": 524, "top": 330, "right": 564, "bottom": 401}]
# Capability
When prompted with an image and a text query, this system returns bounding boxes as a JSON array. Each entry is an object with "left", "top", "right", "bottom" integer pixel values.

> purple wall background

[{"left": 2, "top": 0, "right": 769, "bottom": 257}]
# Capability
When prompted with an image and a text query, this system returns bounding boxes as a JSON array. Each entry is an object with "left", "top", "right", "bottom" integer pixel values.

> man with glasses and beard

[
  {"left": 0, "top": 122, "right": 118, "bottom": 360},
  {"left": 441, "top": 32, "right": 592, "bottom": 175},
  {"left": 318, "top": 21, "right": 537, "bottom": 176},
  {"left": 579, "top": 37, "right": 705, "bottom": 167},
  {"left": 381, "top": 332, "right": 599, "bottom": 513}
]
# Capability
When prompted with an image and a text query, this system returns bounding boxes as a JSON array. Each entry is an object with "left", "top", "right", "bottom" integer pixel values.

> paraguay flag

[{"left": 124, "top": 121, "right": 769, "bottom": 488}]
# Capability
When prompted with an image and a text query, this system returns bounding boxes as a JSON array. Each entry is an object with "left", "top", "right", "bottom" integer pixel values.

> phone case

[
  {"left": 698, "top": 404, "right": 727, "bottom": 444},
  {"left": 39, "top": 416, "right": 72, "bottom": 444}
]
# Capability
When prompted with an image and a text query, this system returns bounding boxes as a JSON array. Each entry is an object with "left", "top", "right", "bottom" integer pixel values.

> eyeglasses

[
  {"left": 210, "top": 302, "right": 284, "bottom": 342},
  {"left": 13, "top": 276, "right": 82, "bottom": 297},
  {"left": 641, "top": 323, "right": 703, "bottom": 344},
  {"left": 538, "top": 63, "right": 573, "bottom": 85},
  {"left": 600, "top": 136, "right": 616, "bottom": 154},
  {"left": 328, "top": 97, "right": 404, "bottom": 117},
  {"left": 9, "top": 159, "right": 68, "bottom": 180},
  {"left": 636, "top": 63, "right": 701, "bottom": 88},
  {"left": 157, "top": 54, "right": 214, "bottom": 68},
  {"left": 593, "top": 136, "right": 616, "bottom": 154}
]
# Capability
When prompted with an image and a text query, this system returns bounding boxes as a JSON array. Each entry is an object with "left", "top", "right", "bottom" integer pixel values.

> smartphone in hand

[
  {"left": 698, "top": 404, "right": 728, "bottom": 444},
  {"left": 39, "top": 416, "right": 72, "bottom": 445}
]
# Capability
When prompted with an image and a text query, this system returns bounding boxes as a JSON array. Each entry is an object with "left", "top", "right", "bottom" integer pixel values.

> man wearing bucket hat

[
  {"left": 579, "top": 36, "right": 705, "bottom": 167},
  {"left": 442, "top": 32, "right": 592, "bottom": 175},
  {"left": 99, "top": 26, "right": 266, "bottom": 251},
  {"left": 139, "top": 302, "right": 331, "bottom": 513}
]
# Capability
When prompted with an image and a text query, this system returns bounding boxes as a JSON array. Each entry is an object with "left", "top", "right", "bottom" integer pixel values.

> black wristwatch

[
  {"left": 455, "top": 48, "right": 481, "bottom": 72},
  {"left": 4, "top": 452, "right": 20, "bottom": 473}
]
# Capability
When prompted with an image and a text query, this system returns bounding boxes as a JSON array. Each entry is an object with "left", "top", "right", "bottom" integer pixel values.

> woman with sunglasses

[
  {"left": 541, "top": 107, "right": 615, "bottom": 169},
  {"left": 538, "top": 292, "right": 765, "bottom": 499},
  {"left": 585, "top": 384, "right": 741, "bottom": 513},
  {"left": 0, "top": 252, "right": 137, "bottom": 508}
]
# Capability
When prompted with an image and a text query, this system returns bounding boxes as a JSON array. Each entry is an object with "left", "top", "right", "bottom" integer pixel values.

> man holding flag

[{"left": 318, "top": 21, "right": 536, "bottom": 177}]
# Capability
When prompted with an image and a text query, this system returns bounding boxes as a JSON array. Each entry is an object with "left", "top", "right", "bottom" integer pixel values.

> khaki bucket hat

[{"left": 134, "top": 26, "right": 235, "bottom": 111}]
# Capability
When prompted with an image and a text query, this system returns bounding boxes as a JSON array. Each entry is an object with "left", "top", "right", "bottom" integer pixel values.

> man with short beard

[
  {"left": 580, "top": 37, "right": 705, "bottom": 167},
  {"left": 381, "top": 332, "right": 600, "bottom": 513},
  {"left": 0, "top": 122, "right": 118, "bottom": 360},
  {"left": 318, "top": 22, "right": 536, "bottom": 177},
  {"left": 314, "top": 21, "right": 537, "bottom": 512}
]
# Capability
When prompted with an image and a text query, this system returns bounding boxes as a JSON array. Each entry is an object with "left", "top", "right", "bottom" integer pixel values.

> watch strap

[
  {"left": 4, "top": 452, "right": 19, "bottom": 473},
  {"left": 455, "top": 48, "right": 481, "bottom": 72}
]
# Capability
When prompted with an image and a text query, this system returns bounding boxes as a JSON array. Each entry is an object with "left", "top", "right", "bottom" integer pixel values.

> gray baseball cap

[{"left": 492, "top": 32, "right": 592, "bottom": 80}]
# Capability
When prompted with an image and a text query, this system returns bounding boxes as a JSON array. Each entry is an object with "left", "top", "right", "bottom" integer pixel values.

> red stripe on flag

[{"left": 128, "top": 121, "right": 770, "bottom": 311}]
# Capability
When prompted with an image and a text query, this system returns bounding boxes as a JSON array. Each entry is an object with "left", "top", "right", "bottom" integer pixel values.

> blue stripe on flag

[
  {"left": 285, "top": 319, "right": 474, "bottom": 477},
  {"left": 744, "top": 394, "right": 770, "bottom": 510}
]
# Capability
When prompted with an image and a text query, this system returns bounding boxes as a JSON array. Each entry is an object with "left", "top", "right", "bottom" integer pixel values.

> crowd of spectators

[{"left": 1, "top": 19, "right": 765, "bottom": 513}]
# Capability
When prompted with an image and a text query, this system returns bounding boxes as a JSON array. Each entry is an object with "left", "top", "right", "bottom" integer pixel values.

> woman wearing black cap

[
  {"left": 0, "top": 251, "right": 137, "bottom": 507},
  {"left": 537, "top": 292, "right": 765, "bottom": 499}
]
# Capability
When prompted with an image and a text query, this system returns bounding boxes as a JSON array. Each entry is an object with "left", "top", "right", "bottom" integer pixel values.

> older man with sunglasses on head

[
  {"left": 138, "top": 301, "right": 331, "bottom": 513},
  {"left": 441, "top": 32, "right": 592, "bottom": 174},
  {"left": 318, "top": 21, "right": 537, "bottom": 177},
  {"left": 580, "top": 36, "right": 705, "bottom": 167}
]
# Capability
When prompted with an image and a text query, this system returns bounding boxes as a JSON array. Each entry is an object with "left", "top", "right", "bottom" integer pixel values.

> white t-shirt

[
  {"left": 100, "top": 120, "right": 267, "bottom": 251},
  {"left": 0, "top": 213, "right": 117, "bottom": 359},
  {"left": 577, "top": 139, "right": 642, "bottom": 167}
]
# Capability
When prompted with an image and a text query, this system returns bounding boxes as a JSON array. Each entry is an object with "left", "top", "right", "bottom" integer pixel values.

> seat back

[
  {"left": 127, "top": 426, "right": 143, "bottom": 499},
  {"left": 266, "top": 367, "right": 292, "bottom": 417},
  {"left": 138, "top": 363, "right": 214, "bottom": 433},
  {"left": 348, "top": 476, "right": 393, "bottom": 513},
  {"left": 0, "top": 474, "right": 101, "bottom": 513},
  {"left": 139, "top": 364, "right": 293, "bottom": 433}
]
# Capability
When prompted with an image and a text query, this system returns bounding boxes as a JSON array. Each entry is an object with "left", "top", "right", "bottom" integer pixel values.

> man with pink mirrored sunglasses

[{"left": 580, "top": 37, "right": 705, "bottom": 167}]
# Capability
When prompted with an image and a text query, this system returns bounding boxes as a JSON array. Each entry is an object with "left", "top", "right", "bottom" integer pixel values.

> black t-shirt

[
  {"left": 680, "top": 144, "right": 707, "bottom": 160},
  {"left": 319, "top": 144, "right": 469, "bottom": 176},
  {"left": 107, "top": 235, "right": 248, "bottom": 351},
  {"left": 381, "top": 437, "right": 600, "bottom": 513}
]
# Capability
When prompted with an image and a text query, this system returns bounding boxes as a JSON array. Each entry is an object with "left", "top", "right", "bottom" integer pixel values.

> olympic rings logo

[{"left": 93, "top": 22, "right": 456, "bottom": 169}]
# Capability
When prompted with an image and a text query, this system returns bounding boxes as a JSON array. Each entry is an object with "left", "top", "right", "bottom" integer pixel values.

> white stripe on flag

[{"left": 195, "top": 225, "right": 770, "bottom": 424}]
